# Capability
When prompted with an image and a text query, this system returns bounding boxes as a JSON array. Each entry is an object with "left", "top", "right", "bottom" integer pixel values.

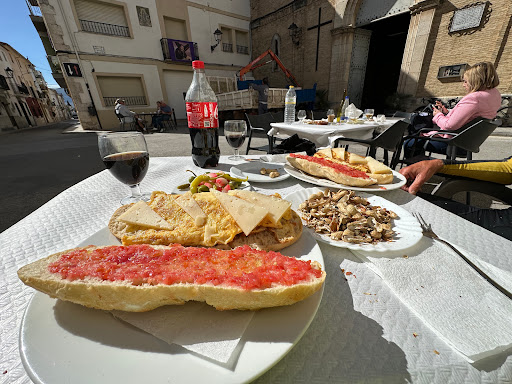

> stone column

[
  {"left": 328, "top": 26, "right": 355, "bottom": 104},
  {"left": 397, "top": 0, "right": 440, "bottom": 97}
]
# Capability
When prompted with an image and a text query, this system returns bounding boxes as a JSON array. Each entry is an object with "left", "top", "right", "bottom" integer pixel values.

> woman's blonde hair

[{"left": 463, "top": 62, "right": 499, "bottom": 92}]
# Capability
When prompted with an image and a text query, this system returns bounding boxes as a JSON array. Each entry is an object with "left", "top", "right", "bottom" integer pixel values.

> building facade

[
  {"left": 250, "top": 0, "right": 511, "bottom": 115},
  {"left": 0, "top": 42, "right": 64, "bottom": 131},
  {"left": 30, "top": 0, "right": 252, "bottom": 130}
]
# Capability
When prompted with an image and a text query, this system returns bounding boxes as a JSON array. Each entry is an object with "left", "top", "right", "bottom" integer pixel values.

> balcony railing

[
  {"left": 222, "top": 43, "right": 233, "bottom": 52},
  {"left": 0, "top": 75, "right": 9, "bottom": 91},
  {"left": 237, "top": 45, "right": 249, "bottom": 54},
  {"left": 103, "top": 96, "right": 147, "bottom": 107},
  {"left": 79, "top": 19, "right": 130, "bottom": 37},
  {"left": 18, "top": 83, "right": 30, "bottom": 95},
  {"left": 161, "top": 38, "right": 199, "bottom": 62}
]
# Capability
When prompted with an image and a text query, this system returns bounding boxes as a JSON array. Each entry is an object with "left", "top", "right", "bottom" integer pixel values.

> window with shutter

[
  {"left": 75, "top": 0, "right": 130, "bottom": 37},
  {"left": 97, "top": 76, "right": 147, "bottom": 107}
]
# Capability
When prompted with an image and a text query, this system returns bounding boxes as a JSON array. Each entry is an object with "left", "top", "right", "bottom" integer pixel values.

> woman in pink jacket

[{"left": 404, "top": 62, "right": 501, "bottom": 157}]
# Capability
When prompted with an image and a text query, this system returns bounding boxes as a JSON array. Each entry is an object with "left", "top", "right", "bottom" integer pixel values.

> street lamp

[
  {"left": 5, "top": 67, "right": 14, "bottom": 78},
  {"left": 210, "top": 28, "right": 223, "bottom": 52},
  {"left": 288, "top": 23, "right": 302, "bottom": 46}
]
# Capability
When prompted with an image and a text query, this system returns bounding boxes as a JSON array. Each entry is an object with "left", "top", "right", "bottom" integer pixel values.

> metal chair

[
  {"left": 393, "top": 111, "right": 413, "bottom": 124},
  {"left": 333, "top": 120, "right": 409, "bottom": 166},
  {"left": 115, "top": 111, "right": 135, "bottom": 131},
  {"left": 393, "top": 117, "right": 501, "bottom": 168},
  {"left": 431, "top": 177, "right": 512, "bottom": 206},
  {"left": 245, "top": 113, "right": 280, "bottom": 154},
  {"left": 271, "top": 111, "right": 284, "bottom": 123}
]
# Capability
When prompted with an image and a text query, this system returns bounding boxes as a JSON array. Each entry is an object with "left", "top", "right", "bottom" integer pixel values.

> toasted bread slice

[{"left": 18, "top": 245, "right": 325, "bottom": 311}]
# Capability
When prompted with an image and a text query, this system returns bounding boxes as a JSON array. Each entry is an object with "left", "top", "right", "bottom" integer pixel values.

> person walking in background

[
  {"left": 399, "top": 156, "right": 512, "bottom": 240},
  {"left": 250, "top": 77, "right": 270, "bottom": 115},
  {"left": 151, "top": 101, "right": 173, "bottom": 132},
  {"left": 404, "top": 62, "right": 501, "bottom": 158},
  {"left": 114, "top": 99, "right": 147, "bottom": 133}
]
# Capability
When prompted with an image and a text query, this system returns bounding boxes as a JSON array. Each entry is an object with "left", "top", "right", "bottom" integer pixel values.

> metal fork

[{"left": 412, "top": 212, "right": 512, "bottom": 300}]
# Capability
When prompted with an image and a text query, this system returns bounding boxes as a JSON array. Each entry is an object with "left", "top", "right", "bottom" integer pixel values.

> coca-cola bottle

[{"left": 185, "top": 60, "right": 220, "bottom": 167}]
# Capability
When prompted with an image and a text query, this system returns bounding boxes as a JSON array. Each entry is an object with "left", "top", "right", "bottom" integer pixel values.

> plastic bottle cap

[
  {"left": 192, "top": 61, "right": 204, "bottom": 69},
  {"left": 289, "top": 86, "right": 294, "bottom": 88}
]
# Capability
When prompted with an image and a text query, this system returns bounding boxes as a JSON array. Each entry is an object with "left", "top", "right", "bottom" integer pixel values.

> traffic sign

[{"left": 63, "top": 63, "right": 82, "bottom": 77}]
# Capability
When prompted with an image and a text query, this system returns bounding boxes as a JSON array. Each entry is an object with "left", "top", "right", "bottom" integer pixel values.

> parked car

[{"left": 71, "top": 111, "right": 78, "bottom": 119}]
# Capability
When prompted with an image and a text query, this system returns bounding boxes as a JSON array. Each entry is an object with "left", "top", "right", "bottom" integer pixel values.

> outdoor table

[
  {"left": 2, "top": 156, "right": 511, "bottom": 383},
  {"left": 268, "top": 117, "right": 400, "bottom": 148}
]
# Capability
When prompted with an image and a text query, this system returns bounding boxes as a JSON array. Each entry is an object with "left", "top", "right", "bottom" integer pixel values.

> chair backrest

[
  {"left": 271, "top": 111, "right": 284, "bottom": 123},
  {"left": 372, "top": 120, "right": 409, "bottom": 151},
  {"left": 393, "top": 111, "right": 413, "bottom": 124},
  {"left": 312, "top": 110, "right": 327, "bottom": 120},
  {"left": 115, "top": 111, "right": 124, "bottom": 122},
  {"left": 447, "top": 118, "right": 500, "bottom": 153},
  {"left": 245, "top": 112, "right": 276, "bottom": 134}
]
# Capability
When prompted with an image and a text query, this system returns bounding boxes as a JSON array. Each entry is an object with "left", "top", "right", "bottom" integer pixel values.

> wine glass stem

[
  {"left": 234, "top": 148, "right": 239, "bottom": 158},
  {"left": 129, "top": 183, "right": 142, "bottom": 198}
]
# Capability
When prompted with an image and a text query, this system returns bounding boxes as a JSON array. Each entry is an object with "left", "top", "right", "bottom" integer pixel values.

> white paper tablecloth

[
  {"left": 2, "top": 156, "right": 512, "bottom": 384},
  {"left": 268, "top": 118, "right": 399, "bottom": 147}
]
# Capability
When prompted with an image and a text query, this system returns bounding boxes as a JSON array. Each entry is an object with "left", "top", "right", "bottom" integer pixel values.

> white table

[
  {"left": 268, "top": 118, "right": 400, "bottom": 148},
  {"left": 2, "top": 156, "right": 511, "bottom": 383}
]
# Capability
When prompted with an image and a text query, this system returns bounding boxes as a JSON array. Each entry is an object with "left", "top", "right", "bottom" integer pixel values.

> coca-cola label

[{"left": 186, "top": 102, "right": 219, "bottom": 129}]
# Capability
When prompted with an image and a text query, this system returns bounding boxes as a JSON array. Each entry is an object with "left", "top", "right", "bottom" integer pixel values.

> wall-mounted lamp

[
  {"left": 288, "top": 23, "right": 302, "bottom": 46},
  {"left": 210, "top": 28, "right": 223, "bottom": 52},
  {"left": 5, "top": 67, "right": 14, "bottom": 78}
]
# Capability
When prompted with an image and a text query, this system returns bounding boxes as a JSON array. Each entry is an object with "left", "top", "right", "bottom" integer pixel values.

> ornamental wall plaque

[
  {"left": 448, "top": 2, "right": 491, "bottom": 35},
  {"left": 437, "top": 64, "right": 468, "bottom": 79}
]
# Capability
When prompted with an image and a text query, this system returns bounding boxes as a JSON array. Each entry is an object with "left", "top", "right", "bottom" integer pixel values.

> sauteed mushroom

[{"left": 299, "top": 189, "right": 397, "bottom": 244}]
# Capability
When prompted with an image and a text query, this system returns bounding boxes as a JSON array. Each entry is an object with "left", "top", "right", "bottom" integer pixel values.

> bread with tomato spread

[
  {"left": 18, "top": 244, "right": 325, "bottom": 312},
  {"left": 287, "top": 153, "right": 377, "bottom": 187}
]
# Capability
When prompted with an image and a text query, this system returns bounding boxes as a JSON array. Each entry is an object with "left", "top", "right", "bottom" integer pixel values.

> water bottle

[
  {"left": 340, "top": 95, "right": 350, "bottom": 121},
  {"left": 284, "top": 86, "right": 296, "bottom": 124},
  {"left": 185, "top": 60, "right": 220, "bottom": 168}
]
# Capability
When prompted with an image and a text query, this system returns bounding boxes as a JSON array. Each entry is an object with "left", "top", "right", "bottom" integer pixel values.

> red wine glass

[
  {"left": 98, "top": 132, "right": 151, "bottom": 204},
  {"left": 224, "top": 120, "right": 247, "bottom": 161}
]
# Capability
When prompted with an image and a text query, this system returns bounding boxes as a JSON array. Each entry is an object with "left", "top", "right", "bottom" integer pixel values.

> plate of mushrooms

[{"left": 285, "top": 187, "right": 423, "bottom": 252}]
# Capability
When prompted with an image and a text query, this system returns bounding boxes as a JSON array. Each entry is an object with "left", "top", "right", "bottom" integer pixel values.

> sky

[{"left": 1, "top": 0, "right": 58, "bottom": 87}]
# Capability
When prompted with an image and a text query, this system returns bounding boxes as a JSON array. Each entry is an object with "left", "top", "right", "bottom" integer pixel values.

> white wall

[
  {"left": 163, "top": 70, "right": 193, "bottom": 119},
  {"left": 52, "top": 0, "right": 164, "bottom": 60},
  {"left": 187, "top": 3, "right": 251, "bottom": 67},
  {"left": 83, "top": 60, "right": 163, "bottom": 111}
]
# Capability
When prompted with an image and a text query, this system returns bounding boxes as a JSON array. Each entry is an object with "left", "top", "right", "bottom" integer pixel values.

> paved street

[{"left": 1, "top": 120, "right": 511, "bottom": 233}]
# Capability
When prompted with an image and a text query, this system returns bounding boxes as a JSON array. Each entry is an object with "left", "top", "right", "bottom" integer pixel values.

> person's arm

[
  {"left": 440, "top": 158, "right": 512, "bottom": 184},
  {"left": 400, "top": 159, "right": 444, "bottom": 194},
  {"left": 432, "top": 95, "right": 478, "bottom": 131},
  {"left": 400, "top": 157, "right": 512, "bottom": 194}
]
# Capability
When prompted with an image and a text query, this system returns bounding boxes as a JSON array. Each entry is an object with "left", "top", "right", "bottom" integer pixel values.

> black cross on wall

[{"left": 307, "top": 8, "right": 332, "bottom": 71}]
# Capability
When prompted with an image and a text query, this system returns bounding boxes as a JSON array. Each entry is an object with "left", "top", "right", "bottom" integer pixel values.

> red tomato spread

[
  {"left": 289, "top": 153, "right": 369, "bottom": 179},
  {"left": 48, "top": 245, "right": 323, "bottom": 290}
]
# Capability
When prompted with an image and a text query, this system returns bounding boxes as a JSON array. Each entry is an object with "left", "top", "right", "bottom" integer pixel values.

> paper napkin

[
  {"left": 351, "top": 238, "right": 512, "bottom": 362},
  {"left": 112, "top": 302, "right": 254, "bottom": 364}
]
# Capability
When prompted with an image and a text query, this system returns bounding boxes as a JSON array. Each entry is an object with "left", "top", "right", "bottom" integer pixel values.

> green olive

[
  {"left": 229, "top": 181, "right": 241, "bottom": 189},
  {"left": 198, "top": 185, "right": 210, "bottom": 193}
]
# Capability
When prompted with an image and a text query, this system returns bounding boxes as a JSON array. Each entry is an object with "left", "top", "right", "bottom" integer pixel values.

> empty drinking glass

[{"left": 297, "top": 110, "right": 307, "bottom": 122}]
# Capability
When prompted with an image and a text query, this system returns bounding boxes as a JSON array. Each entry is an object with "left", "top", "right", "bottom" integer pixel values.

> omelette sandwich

[{"left": 109, "top": 190, "right": 302, "bottom": 251}]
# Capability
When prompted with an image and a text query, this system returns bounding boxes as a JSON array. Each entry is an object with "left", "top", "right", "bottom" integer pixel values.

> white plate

[
  {"left": 20, "top": 228, "right": 324, "bottom": 384},
  {"left": 284, "top": 163, "right": 407, "bottom": 192},
  {"left": 230, "top": 162, "right": 290, "bottom": 183},
  {"left": 285, "top": 187, "right": 423, "bottom": 252}
]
